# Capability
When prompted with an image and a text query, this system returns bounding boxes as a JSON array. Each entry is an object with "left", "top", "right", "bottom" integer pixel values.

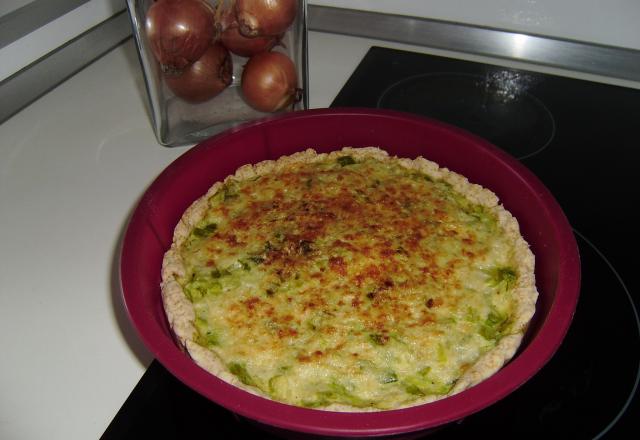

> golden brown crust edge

[{"left": 160, "top": 146, "right": 538, "bottom": 411}]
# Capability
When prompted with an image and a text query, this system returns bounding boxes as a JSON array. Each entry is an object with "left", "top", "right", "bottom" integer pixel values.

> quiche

[{"left": 161, "top": 147, "right": 537, "bottom": 411}]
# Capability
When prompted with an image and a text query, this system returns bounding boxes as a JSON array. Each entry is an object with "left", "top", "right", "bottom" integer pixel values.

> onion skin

[
  {"left": 241, "top": 51, "right": 299, "bottom": 112},
  {"left": 213, "top": 3, "right": 237, "bottom": 39},
  {"left": 164, "top": 43, "right": 232, "bottom": 103},
  {"left": 221, "top": 26, "right": 281, "bottom": 57},
  {"left": 146, "top": 0, "right": 215, "bottom": 72},
  {"left": 235, "top": 0, "right": 298, "bottom": 37}
]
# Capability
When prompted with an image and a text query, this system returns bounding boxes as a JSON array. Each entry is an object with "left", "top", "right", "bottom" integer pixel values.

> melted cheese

[{"left": 177, "top": 154, "right": 522, "bottom": 409}]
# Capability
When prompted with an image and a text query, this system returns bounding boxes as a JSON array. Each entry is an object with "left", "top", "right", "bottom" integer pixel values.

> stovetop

[{"left": 103, "top": 47, "right": 640, "bottom": 439}]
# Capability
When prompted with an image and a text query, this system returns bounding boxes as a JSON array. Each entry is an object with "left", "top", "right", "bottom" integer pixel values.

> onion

[
  {"left": 221, "top": 26, "right": 281, "bottom": 57},
  {"left": 146, "top": 0, "right": 215, "bottom": 72},
  {"left": 235, "top": 0, "right": 298, "bottom": 37},
  {"left": 164, "top": 43, "right": 232, "bottom": 103},
  {"left": 213, "top": 2, "right": 236, "bottom": 38},
  {"left": 241, "top": 51, "right": 300, "bottom": 112}
]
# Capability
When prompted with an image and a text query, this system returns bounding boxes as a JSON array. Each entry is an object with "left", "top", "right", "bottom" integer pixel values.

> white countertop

[{"left": 1, "top": 30, "right": 638, "bottom": 439}]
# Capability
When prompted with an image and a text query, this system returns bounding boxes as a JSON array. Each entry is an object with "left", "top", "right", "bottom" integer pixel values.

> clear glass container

[{"left": 127, "top": 0, "right": 308, "bottom": 146}]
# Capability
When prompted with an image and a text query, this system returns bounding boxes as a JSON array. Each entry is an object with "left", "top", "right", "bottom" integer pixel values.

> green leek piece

[
  {"left": 487, "top": 266, "right": 519, "bottom": 291},
  {"left": 337, "top": 156, "right": 356, "bottom": 166},
  {"left": 228, "top": 362, "right": 256, "bottom": 386},
  {"left": 183, "top": 276, "right": 222, "bottom": 301},
  {"left": 192, "top": 223, "right": 217, "bottom": 238},
  {"left": 314, "top": 382, "right": 371, "bottom": 407},
  {"left": 194, "top": 318, "right": 219, "bottom": 347},
  {"left": 480, "top": 309, "right": 510, "bottom": 340},
  {"left": 402, "top": 366, "right": 453, "bottom": 396}
]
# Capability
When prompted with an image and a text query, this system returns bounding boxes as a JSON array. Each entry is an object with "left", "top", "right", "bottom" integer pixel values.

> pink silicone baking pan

[{"left": 120, "top": 108, "right": 580, "bottom": 438}]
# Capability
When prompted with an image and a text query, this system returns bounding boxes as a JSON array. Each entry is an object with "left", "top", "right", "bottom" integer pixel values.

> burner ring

[
  {"left": 377, "top": 72, "right": 556, "bottom": 160},
  {"left": 573, "top": 230, "right": 640, "bottom": 440}
]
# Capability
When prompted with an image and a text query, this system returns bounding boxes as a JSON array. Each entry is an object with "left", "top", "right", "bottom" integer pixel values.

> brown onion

[
  {"left": 164, "top": 43, "right": 232, "bottom": 103},
  {"left": 221, "top": 26, "right": 281, "bottom": 57},
  {"left": 241, "top": 51, "right": 300, "bottom": 112},
  {"left": 235, "top": 0, "right": 298, "bottom": 37},
  {"left": 213, "top": 2, "right": 237, "bottom": 38},
  {"left": 146, "top": 0, "right": 215, "bottom": 72}
]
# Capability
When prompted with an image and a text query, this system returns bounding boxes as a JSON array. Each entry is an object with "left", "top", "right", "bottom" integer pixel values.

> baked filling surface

[{"left": 161, "top": 147, "right": 537, "bottom": 411}]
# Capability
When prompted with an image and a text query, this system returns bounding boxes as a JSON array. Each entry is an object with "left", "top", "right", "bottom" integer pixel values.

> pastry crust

[{"left": 161, "top": 147, "right": 537, "bottom": 411}]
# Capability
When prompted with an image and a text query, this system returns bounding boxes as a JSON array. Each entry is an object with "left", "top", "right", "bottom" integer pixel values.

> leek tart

[{"left": 161, "top": 147, "right": 537, "bottom": 411}]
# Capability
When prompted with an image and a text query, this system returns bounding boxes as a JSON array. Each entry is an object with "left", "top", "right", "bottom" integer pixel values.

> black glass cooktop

[{"left": 104, "top": 47, "right": 640, "bottom": 439}]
